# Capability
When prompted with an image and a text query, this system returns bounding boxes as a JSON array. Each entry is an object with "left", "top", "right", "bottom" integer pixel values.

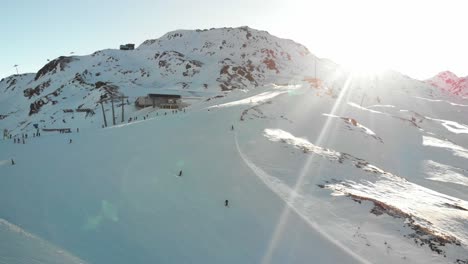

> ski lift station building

[
  {"left": 120, "top": 44, "right": 135, "bottom": 50},
  {"left": 135, "top": 94, "right": 182, "bottom": 109}
]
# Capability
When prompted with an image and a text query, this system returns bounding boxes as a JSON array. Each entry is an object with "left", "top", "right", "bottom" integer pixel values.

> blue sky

[{"left": 1, "top": 0, "right": 467, "bottom": 80}]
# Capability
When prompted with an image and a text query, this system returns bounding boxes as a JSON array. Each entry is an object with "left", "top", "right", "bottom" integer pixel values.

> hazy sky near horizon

[{"left": 1, "top": 0, "right": 467, "bottom": 80}]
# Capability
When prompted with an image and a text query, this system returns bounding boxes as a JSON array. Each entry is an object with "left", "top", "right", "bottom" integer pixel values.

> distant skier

[
  {"left": 231, "top": 125, "right": 234, "bottom": 131},
  {"left": 69, "top": 139, "right": 72, "bottom": 144},
  {"left": 22, "top": 138, "right": 25, "bottom": 144},
  {"left": 178, "top": 170, "right": 182, "bottom": 177},
  {"left": 225, "top": 200, "right": 229, "bottom": 207},
  {"left": 11, "top": 159, "right": 15, "bottom": 165},
  {"left": 77, "top": 128, "right": 79, "bottom": 133}
]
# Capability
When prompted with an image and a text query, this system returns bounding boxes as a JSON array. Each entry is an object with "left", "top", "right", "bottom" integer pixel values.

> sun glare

[
  {"left": 284, "top": 0, "right": 468, "bottom": 79},
  {"left": 341, "top": 56, "right": 388, "bottom": 78}
]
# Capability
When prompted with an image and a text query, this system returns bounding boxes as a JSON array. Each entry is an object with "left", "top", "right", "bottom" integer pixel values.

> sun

[{"left": 341, "top": 56, "right": 388, "bottom": 78}]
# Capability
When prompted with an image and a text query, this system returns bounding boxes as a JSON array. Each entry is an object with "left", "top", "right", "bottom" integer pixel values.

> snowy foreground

[{"left": 1, "top": 76, "right": 468, "bottom": 263}]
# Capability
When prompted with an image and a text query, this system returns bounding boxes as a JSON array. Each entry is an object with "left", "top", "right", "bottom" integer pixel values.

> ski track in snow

[
  {"left": 424, "top": 160, "right": 468, "bottom": 187},
  {"left": 347, "top": 102, "right": 386, "bottom": 114},
  {"left": 234, "top": 132, "right": 372, "bottom": 264},
  {"left": 367, "top": 104, "right": 396, "bottom": 108}
]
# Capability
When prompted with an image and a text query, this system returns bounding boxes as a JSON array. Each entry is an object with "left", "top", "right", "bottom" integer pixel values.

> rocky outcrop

[{"left": 35, "top": 56, "right": 75, "bottom": 81}]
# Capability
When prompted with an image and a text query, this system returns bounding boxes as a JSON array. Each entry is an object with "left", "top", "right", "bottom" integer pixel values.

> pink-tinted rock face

[{"left": 426, "top": 71, "right": 468, "bottom": 96}]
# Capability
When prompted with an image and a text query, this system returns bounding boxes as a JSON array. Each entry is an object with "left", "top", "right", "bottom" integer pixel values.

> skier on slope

[
  {"left": 178, "top": 170, "right": 182, "bottom": 176},
  {"left": 225, "top": 200, "right": 229, "bottom": 207}
]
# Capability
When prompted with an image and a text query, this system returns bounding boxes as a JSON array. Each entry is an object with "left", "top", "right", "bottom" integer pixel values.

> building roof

[{"left": 147, "top": 93, "right": 181, "bottom": 99}]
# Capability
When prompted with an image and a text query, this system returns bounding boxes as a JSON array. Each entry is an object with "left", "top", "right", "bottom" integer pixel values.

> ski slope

[
  {"left": 0, "top": 90, "right": 361, "bottom": 264},
  {"left": 1, "top": 79, "right": 468, "bottom": 263}
]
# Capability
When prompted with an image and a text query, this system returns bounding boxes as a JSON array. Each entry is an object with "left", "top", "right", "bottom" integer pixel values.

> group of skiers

[
  {"left": 9, "top": 127, "right": 80, "bottom": 145},
  {"left": 13, "top": 138, "right": 25, "bottom": 144},
  {"left": 12, "top": 132, "right": 34, "bottom": 144},
  {"left": 127, "top": 108, "right": 187, "bottom": 123}
]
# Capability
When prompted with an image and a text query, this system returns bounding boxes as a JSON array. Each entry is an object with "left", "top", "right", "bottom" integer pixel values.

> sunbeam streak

[{"left": 260, "top": 73, "right": 372, "bottom": 264}]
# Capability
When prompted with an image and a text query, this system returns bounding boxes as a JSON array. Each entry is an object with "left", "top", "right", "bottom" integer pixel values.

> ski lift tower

[{"left": 98, "top": 94, "right": 129, "bottom": 127}]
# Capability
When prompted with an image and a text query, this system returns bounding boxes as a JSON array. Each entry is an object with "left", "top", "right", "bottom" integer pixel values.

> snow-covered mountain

[
  {"left": 1, "top": 27, "right": 467, "bottom": 263},
  {"left": 0, "top": 26, "right": 328, "bottom": 134},
  {"left": 427, "top": 71, "right": 468, "bottom": 96}
]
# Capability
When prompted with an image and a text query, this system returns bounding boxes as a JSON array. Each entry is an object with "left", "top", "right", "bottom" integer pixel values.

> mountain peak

[
  {"left": 437, "top": 70, "right": 459, "bottom": 79},
  {"left": 426, "top": 70, "right": 468, "bottom": 96},
  {"left": 138, "top": 26, "right": 309, "bottom": 54}
]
